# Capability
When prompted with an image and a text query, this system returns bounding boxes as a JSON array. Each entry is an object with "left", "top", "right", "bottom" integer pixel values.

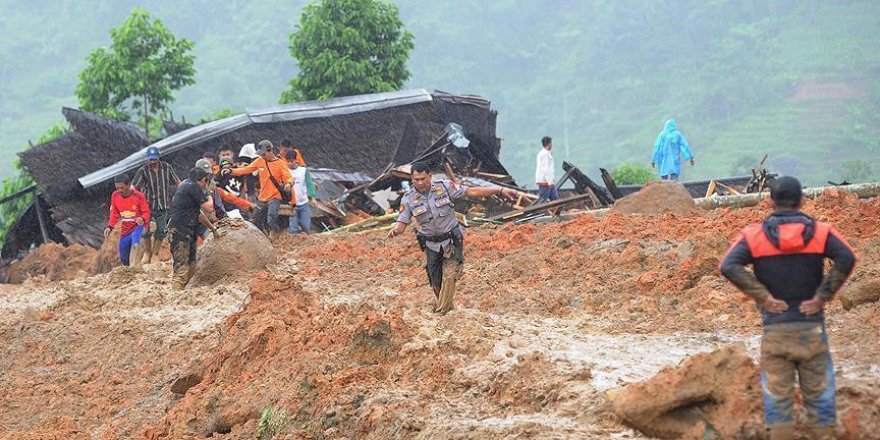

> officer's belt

[{"left": 418, "top": 230, "right": 458, "bottom": 242}]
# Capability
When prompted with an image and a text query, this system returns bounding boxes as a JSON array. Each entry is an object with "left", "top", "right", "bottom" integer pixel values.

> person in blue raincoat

[{"left": 651, "top": 119, "right": 695, "bottom": 181}]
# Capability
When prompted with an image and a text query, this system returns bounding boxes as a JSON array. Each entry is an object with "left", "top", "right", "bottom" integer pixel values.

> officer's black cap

[{"left": 770, "top": 176, "right": 803, "bottom": 206}]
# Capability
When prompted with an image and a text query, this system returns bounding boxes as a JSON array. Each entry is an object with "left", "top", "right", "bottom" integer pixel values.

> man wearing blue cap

[{"left": 132, "top": 146, "right": 180, "bottom": 264}]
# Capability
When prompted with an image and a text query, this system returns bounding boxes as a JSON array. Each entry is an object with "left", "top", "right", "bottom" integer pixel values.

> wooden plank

[
  {"left": 562, "top": 161, "right": 614, "bottom": 206},
  {"left": 599, "top": 168, "right": 623, "bottom": 200},
  {"left": 716, "top": 181, "right": 741, "bottom": 195},
  {"left": 485, "top": 193, "right": 594, "bottom": 222},
  {"left": 705, "top": 180, "right": 717, "bottom": 198}
]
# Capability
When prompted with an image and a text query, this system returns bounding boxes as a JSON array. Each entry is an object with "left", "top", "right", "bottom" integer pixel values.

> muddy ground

[{"left": 1, "top": 189, "right": 879, "bottom": 439}]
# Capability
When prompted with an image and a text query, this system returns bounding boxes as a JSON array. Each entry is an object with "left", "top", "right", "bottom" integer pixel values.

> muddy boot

[
  {"left": 185, "top": 265, "right": 197, "bottom": 286},
  {"left": 172, "top": 265, "right": 189, "bottom": 291},
  {"left": 152, "top": 238, "right": 163, "bottom": 261},
  {"left": 769, "top": 426, "right": 797, "bottom": 440},
  {"left": 141, "top": 237, "right": 153, "bottom": 264},
  {"left": 130, "top": 244, "right": 144, "bottom": 270},
  {"left": 802, "top": 426, "right": 833, "bottom": 440},
  {"left": 436, "top": 260, "right": 461, "bottom": 315}
]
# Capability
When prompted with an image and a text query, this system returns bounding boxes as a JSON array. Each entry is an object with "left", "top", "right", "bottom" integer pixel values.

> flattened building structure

[{"left": 4, "top": 89, "right": 507, "bottom": 258}]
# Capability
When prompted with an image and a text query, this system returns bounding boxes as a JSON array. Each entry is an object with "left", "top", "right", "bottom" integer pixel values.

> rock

[
  {"left": 839, "top": 278, "right": 880, "bottom": 311},
  {"left": 608, "top": 344, "right": 764, "bottom": 439},
  {"left": 188, "top": 219, "right": 276, "bottom": 287},
  {"left": 170, "top": 373, "right": 203, "bottom": 395}
]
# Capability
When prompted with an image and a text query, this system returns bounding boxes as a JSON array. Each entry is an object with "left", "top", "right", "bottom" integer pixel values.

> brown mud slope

[
  {"left": 610, "top": 344, "right": 763, "bottom": 439},
  {"left": 610, "top": 180, "right": 697, "bottom": 215},
  {"left": 0, "top": 190, "right": 879, "bottom": 439},
  {"left": 612, "top": 344, "right": 880, "bottom": 440},
  {"left": 5, "top": 228, "right": 124, "bottom": 284},
  {"left": 188, "top": 219, "right": 276, "bottom": 287}
]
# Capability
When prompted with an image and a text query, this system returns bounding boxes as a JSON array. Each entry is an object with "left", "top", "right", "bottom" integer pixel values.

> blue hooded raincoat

[{"left": 651, "top": 119, "right": 693, "bottom": 179}]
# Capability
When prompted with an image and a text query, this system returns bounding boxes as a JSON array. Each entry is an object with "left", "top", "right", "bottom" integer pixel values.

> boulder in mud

[
  {"left": 839, "top": 278, "right": 880, "bottom": 311},
  {"left": 611, "top": 180, "right": 698, "bottom": 216},
  {"left": 187, "top": 219, "right": 276, "bottom": 287},
  {"left": 608, "top": 344, "right": 764, "bottom": 439}
]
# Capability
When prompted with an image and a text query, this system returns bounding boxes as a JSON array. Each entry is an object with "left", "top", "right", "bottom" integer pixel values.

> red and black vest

[{"left": 741, "top": 216, "right": 831, "bottom": 302}]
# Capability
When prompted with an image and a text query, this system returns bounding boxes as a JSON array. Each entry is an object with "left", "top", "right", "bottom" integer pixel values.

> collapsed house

[{"left": 3, "top": 89, "right": 510, "bottom": 259}]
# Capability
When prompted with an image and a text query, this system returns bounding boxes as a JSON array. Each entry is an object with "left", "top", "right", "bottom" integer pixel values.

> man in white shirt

[
  {"left": 286, "top": 151, "right": 316, "bottom": 234},
  {"left": 535, "top": 136, "right": 558, "bottom": 203}
]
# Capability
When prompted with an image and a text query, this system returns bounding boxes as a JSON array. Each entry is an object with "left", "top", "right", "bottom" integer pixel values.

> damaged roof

[{"left": 10, "top": 89, "right": 506, "bottom": 249}]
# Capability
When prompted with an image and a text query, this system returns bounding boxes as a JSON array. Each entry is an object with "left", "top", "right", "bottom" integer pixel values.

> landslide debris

[{"left": 610, "top": 180, "right": 698, "bottom": 216}]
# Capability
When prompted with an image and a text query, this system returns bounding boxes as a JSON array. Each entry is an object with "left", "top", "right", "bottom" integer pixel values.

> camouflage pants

[
  {"left": 425, "top": 240, "right": 464, "bottom": 315},
  {"left": 170, "top": 228, "right": 198, "bottom": 290},
  {"left": 761, "top": 323, "right": 836, "bottom": 429}
]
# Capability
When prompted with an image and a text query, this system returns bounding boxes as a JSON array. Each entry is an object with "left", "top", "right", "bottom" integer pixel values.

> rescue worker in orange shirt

[{"left": 224, "top": 140, "right": 292, "bottom": 234}]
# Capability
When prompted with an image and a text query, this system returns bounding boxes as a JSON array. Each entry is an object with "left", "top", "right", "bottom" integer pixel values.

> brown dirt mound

[
  {"left": 609, "top": 344, "right": 763, "bottom": 439},
  {"left": 188, "top": 219, "right": 277, "bottom": 287},
  {"left": 6, "top": 243, "right": 99, "bottom": 284},
  {"left": 611, "top": 181, "right": 698, "bottom": 216}
]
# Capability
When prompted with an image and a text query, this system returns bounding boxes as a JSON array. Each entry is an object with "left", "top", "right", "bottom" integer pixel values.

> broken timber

[
  {"left": 599, "top": 168, "right": 623, "bottom": 200},
  {"left": 562, "top": 161, "right": 614, "bottom": 207},
  {"left": 485, "top": 193, "right": 595, "bottom": 222}
]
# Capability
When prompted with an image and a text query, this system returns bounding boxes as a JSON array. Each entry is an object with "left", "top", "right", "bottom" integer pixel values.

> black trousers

[
  {"left": 425, "top": 238, "right": 464, "bottom": 293},
  {"left": 170, "top": 227, "right": 198, "bottom": 273}
]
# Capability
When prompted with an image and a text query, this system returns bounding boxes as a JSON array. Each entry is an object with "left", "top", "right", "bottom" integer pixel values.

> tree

[
  {"left": 0, "top": 125, "right": 65, "bottom": 245},
  {"left": 611, "top": 162, "right": 655, "bottom": 185},
  {"left": 75, "top": 7, "right": 195, "bottom": 137},
  {"left": 280, "top": 0, "right": 414, "bottom": 103}
]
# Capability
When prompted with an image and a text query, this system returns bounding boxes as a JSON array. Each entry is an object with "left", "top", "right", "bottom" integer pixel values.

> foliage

[
  {"left": 2, "top": 1, "right": 880, "bottom": 184},
  {"left": 0, "top": 125, "right": 66, "bottom": 245},
  {"left": 280, "top": 0, "right": 414, "bottom": 103},
  {"left": 256, "top": 406, "right": 291, "bottom": 440},
  {"left": 197, "top": 108, "right": 242, "bottom": 125},
  {"left": 838, "top": 160, "right": 874, "bottom": 183},
  {"left": 611, "top": 162, "right": 655, "bottom": 185},
  {"left": 75, "top": 7, "right": 195, "bottom": 138}
]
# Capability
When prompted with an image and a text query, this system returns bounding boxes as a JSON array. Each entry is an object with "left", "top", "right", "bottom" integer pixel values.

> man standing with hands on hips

[
  {"left": 720, "top": 176, "right": 856, "bottom": 440},
  {"left": 387, "top": 162, "right": 525, "bottom": 314}
]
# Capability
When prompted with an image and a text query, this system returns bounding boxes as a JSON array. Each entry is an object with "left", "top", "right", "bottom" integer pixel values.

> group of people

[{"left": 104, "top": 139, "right": 317, "bottom": 289}]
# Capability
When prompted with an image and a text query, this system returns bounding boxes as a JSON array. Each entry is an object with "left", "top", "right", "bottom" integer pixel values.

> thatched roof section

[
  {"left": 14, "top": 108, "right": 149, "bottom": 247},
  {"left": 19, "top": 108, "right": 148, "bottom": 201},
  {"left": 1, "top": 196, "right": 66, "bottom": 260},
  {"left": 163, "top": 119, "right": 194, "bottom": 136}
]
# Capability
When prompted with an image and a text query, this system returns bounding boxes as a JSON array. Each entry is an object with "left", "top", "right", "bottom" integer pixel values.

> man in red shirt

[{"left": 104, "top": 174, "right": 151, "bottom": 268}]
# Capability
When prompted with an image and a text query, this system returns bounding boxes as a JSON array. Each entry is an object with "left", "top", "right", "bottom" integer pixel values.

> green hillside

[{"left": 0, "top": 0, "right": 878, "bottom": 185}]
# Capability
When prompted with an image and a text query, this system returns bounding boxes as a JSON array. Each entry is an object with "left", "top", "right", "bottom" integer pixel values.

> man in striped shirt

[{"left": 132, "top": 146, "right": 181, "bottom": 264}]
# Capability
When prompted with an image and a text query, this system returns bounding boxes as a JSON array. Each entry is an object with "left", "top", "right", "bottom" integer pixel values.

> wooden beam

[
  {"left": 562, "top": 162, "right": 614, "bottom": 206},
  {"left": 599, "top": 168, "right": 623, "bottom": 200},
  {"left": 705, "top": 180, "right": 717, "bottom": 198},
  {"left": 0, "top": 185, "right": 36, "bottom": 206},
  {"left": 485, "top": 193, "right": 594, "bottom": 222},
  {"left": 33, "top": 195, "right": 50, "bottom": 244}
]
